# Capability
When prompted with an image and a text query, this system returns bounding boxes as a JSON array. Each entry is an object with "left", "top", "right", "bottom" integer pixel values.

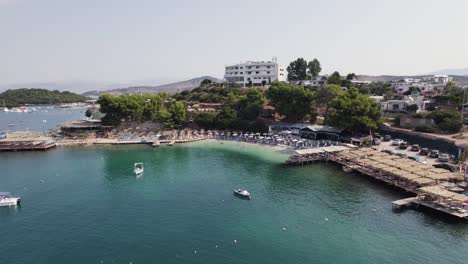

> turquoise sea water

[{"left": 1, "top": 141, "right": 468, "bottom": 264}]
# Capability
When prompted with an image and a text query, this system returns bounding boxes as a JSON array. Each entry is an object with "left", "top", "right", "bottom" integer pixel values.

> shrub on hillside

[
  {"left": 427, "top": 110, "right": 463, "bottom": 133},
  {"left": 411, "top": 112, "right": 428, "bottom": 119},
  {"left": 414, "top": 124, "right": 436, "bottom": 133},
  {"left": 438, "top": 118, "right": 463, "bottom": 133}
]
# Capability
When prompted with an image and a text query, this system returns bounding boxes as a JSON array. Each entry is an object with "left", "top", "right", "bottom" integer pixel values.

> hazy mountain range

[
  {"left": 1, "top": 67, "right": 466, "bottom": 96},
  {"left": 356, "top": 74, "right": 468, "bottom": 83},
  {"left": 0, "top": 78, "right": 182, "bottom": 94},
  {"left": 82, "top": 76, "right": 223, "bottom": 97},
  {"left": 429, "top": 68, "right": 468, "bottom": 76}
]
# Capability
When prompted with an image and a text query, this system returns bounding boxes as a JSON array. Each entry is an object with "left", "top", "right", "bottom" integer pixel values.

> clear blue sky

[{"left": 1, "top": 0, "right": 467, "bottom": 85}]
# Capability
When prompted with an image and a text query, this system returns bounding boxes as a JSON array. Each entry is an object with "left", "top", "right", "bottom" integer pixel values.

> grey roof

[
  {"left": 291, "top": 123, "right": 309, "bottom": 129},
  {"left": 299, "top": 125, "right": 346, "bottom": 134}
]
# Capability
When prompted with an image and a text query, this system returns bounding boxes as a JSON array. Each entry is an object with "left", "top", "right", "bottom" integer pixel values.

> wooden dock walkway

[
  {"left": 392, "top": 197, "right": 418, "bottom": 209},
  {"left": 286, "top": 146, "right": 468, "bottom": 219},
  {"left": 0, "top": 141, "right": 56, "bottom": 152}
]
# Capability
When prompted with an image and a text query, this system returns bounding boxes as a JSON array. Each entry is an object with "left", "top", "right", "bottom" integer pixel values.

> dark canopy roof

[{"left": 300, "top": 125, "right": 346, "bottom": 134}]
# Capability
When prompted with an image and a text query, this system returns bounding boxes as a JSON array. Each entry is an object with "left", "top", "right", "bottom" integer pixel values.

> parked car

[
  {"left": 383, "top": 135, "right": 392, "bottom": 142},
  {"left": 373, "top": 133, "right": 381, "bottom": 139},
  {"left": 429, "top": 150, "right": 440, "bottom": 158},
  {"left": 408, "top": 156, "right": 427, "bottom": 164},
  {"left": 372, "top": 138, "right": 381, "bottom": 145},
  {"left": 382, "top": 149, "right": 395, "bottom": 155},
  {"left": 392, "top": 139, "right": 403, "bottom": 146},
  {"left": 419, "top": 148, "right": 429, "bottom": 155},
  {"left": 410, "top": 144, "right": 420, "bottom": 152},
  {"left": 438, "top": 153, "right": 450, "bottom": 162},
  {"left": 433, "top": 163, "right": 458, "bottom": 172},
  {"left": 399, "top": 141, "right": 408, "bottom": 149},
  {"left": 464, "top": 117, "right": 468, "bottom": 125},
  {"left": 396, "top": 153, "right": 408, "bottom": 158}
]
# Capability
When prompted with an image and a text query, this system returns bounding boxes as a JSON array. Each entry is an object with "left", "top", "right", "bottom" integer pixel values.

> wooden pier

[
  {"left": 287, "top": 146, "right": 468, "bottom": 219},
  {"left": 286, "top": 145, "right": 352, "bottom": 165},
  {"left": 392, "top": 197, "right": 418, "bottom": 209},
  {"left": 0, "top": 141, "right": 56, "bottom": 152}
]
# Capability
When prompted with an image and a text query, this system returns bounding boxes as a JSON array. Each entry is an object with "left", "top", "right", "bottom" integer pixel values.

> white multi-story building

[
  {"left": 391, "top": 75, "right": 453, "bottom": 94},
  {"left": 224, "top": 58, "right": 287, "bottom": 86}
]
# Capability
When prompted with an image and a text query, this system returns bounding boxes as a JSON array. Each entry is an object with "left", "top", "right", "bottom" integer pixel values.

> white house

[
  {"left": 433, "top": 75, "right": 451, "bottom": 85},
  {"left": 381, "top": 95, "right": 431, "bottom": 112},
  {"left": 224, "top": 58, "right": 287, "bottom": 86}
]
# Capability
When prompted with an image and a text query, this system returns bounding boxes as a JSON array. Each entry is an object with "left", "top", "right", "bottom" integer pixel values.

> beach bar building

[
  {"left": 299, "top": 125, "right": 350, "bottom": 141},
  {"left": 61, "top": 120, "right": 112, "bottom": 137}
]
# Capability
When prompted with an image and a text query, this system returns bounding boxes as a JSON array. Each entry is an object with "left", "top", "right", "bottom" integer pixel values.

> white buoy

[
  {"left": 215, "top": 245, "right": 218, "bottom": 248},
  {"left": 282, "top": 227, "right": 286, "bottom": 231},
  {"left": 233, "top": 239, "right": 237, "bottom": 244},
  {"left": 325, "top": 218, "right": 328, "bottom": 221},
  {"left": 194, "top": 250, "right": 198, "bottom": 254}
]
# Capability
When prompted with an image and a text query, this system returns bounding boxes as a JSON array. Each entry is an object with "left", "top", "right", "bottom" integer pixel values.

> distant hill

[
  {"left": 429, "top": 68, "right": 468, "bottom": 76},
  {"left": 0, "top": 78, "right": 181, "bottom": 94},
  {"left": 83, "top": 76, "right": 223, "bottom": 97},
  {"left": 357, "top": 74, "right": 468, "bottom": 83},
  {"left": 0, "top": 88, "right": 89, "bottom": 107}
]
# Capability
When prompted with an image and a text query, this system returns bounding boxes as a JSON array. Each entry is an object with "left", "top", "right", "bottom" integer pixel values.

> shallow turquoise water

[{"left": 1, "top": 141, "right": 468, "bottom": 264}]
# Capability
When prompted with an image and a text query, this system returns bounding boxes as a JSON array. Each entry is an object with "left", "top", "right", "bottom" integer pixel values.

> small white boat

[
  {"left": 0, "top": 192, "right": 21, "bottom": 207},
  {"left": 233, "top": 189, "right": 252, "bottom": 199},
  {"left": 133, "top": 163, "right": 144, "bottom": 175},
  {"left": 167, "top": 140, "right": 175, "bottom": 146},
  {"left": 152, "top": 140, "right": 160, "bottom": 147}
]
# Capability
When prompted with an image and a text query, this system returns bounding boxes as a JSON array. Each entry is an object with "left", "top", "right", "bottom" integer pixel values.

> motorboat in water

[
  {"left": 0, "top": 192, "right": 21, "bottom": 207},
  {"left": 233, "top": 189, "right": 252, "bottom": 199},
  {"left": 133, "top": 163, "right": 144, "bottom": 175}
]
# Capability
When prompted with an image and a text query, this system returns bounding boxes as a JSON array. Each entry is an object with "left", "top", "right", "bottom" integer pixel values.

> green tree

[
  {"left": 307, "top": 58, "right": 321, "bottom": 79},
  {"left": 286, "top": 58, "right": 308, "bottom": 81},
  {"left": 266, "top": 81, "right": 315, "bottom": 122},
  {"left": 428, "top": 110, "right": 463, "bottom": 133},
  {"left": 328, "top": 87, "right": 382, "bottom": 133},
  {"left": 237, "top": 88, "right": 265, "bottom": 120},
  {"left": 313, "top": 84, "right": 343, "bottom": 124},
  {"left": 200, "top": 79, "right": 213, "bottom": 87},
  {"left": 327, "top": 71, "right": 342, "bottom": 85},
  {"left": 194, "top": 112, "right": 217, "bottom": 129},
  {"left": 168, "top": 102, "right": 187, "bottom": 127},
  {"left": 346, "top": 73, "right": 357, "bottom": 80},
  {"left": 85, "top": 108, "right": 93, "bottom": 118},
  {"left": 159, "top": 108, "right": 173, "bottom": 128}
]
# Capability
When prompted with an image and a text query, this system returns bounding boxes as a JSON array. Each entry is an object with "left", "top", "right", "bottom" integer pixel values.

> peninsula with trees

[{"left": 1, "top": 88, "right": 89, "bottom": 107}]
